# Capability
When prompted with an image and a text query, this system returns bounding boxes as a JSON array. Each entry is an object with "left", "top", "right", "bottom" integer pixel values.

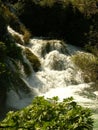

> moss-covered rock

[
  {"left": 22, "top": 62, "right": 32, "bottom": 76},
  {"left": 25, "top": 48, "right": 41, "bottom": 72}
]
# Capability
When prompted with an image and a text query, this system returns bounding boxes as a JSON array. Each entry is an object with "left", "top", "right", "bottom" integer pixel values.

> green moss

[
  {"left": 23, "top": 28, "right": 31, "bottom": 44},
  {"left": 22, "top": 62, "right": 32, "bottom": 76},
  {"left": 25, "top": 48, "right": 41, "bottom": 72},
  {"left": 13, "top": 34, "right": 23, "bottom": 45}
]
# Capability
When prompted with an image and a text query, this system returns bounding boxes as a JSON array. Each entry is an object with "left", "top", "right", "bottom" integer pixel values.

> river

[{"left": 6, "top": 27, "right": 98, "bottom": 129}]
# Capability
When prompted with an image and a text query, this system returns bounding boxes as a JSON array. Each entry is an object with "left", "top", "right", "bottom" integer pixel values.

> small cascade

[
  {"left": 25, "top": 39, "right": 84, "bottom": 95},
  {"left": 44, "top": 50, "right": 73, "bottom": 70},
  {"left": 29, "top": 39, "right": 68, "bottom": 58},
  {"left": 6, "top": 77, "right": 37, "bottom": 109}
]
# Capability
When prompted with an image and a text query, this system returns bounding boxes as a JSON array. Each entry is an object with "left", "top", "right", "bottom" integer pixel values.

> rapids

[{"left": 7, "top": 27, "right": 98, "bottom": 129}]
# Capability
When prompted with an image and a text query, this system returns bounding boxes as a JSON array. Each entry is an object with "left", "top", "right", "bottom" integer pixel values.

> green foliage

[
  {"left": 0, "top": 96, "right": 93, "bottom": 130},
  {"left": 25, "top": 48, "right": 41, "bottom": 72},
  {"left": 85, "top": 25, "right": 98, "bottom": 56},
  {"left": 38, "top": 0, "right": 56, "bottom": 7},
  {"left": 72, "top": 52, "right": 98, "bottom": 82},
  {"left": 1, "top": 4, "right": 18, "bottom": 26},
  {"left": 85, "top": 43, "right": 98, "bottom": 57}
]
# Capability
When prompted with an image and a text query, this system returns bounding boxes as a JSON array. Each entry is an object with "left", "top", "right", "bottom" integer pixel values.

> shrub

[
  {"left": 25, "top": 48, "right": 41, "bottom": 72},
  {"left": 85, "top": 25, "right": 98, "bottom": 56},
  {"left": 0, "top": 96, "right": 93, "bottom": 130},
  {"left": 1, "top": 4, "right": 18, "bottom": 25},
  {"left": 85, "top": 43, "right": 98, "bottom": 57},
  {"left": 1, "top": 2, "right": 31, "bottom": 43},
  {"left": 72, "top": 52, "right": 98, "bottom": 82}
]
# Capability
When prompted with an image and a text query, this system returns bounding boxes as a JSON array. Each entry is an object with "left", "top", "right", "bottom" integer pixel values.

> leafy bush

[
  {"left": 85, "top": 43, "right": 98, "bottom": 57},
  {"left": 1, "top": 4, "right": 18, "bottom": 25},
  {"left": 0, "top": 96, "right": 93, "bottom": 130},
  {"left": 72, "top": 52, "right": 98, "bottom": 82},
  {"left": 85, "top": 25, "right": 98, "bottom": 56}
]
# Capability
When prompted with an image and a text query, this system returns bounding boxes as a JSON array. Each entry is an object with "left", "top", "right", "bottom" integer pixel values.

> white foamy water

[
  {"left": 6, "top": 29, "right": 98, "bottom": 129},
  {"left": 28, "top": 39, "right": 98, "bottom": 129}
]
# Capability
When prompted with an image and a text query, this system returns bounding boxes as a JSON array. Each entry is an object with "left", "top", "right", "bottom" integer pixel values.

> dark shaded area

[
  {"left": 0, "top": 14, "right": 8, "bottom": 41},
  {"left": 0, "top": 72, "right": 9, "bottom": 120},
  {"left": 14, "top": 1, "right": 92, "bottom": 47}
]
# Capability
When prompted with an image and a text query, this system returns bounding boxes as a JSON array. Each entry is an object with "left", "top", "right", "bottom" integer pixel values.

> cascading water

[{"left": 7, "top": 27, "right": 98, "bottom": 129}]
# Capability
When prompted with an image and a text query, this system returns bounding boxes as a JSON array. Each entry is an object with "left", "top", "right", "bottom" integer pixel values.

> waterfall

[{"left": 6, "top": 27, "right": 98, "bottom": 129}]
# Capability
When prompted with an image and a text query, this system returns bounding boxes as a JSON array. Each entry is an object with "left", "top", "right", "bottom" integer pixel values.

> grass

[
  {"left": 72, "top": 52, "right": 98, "bottom": 82},
  {"left": 23, "top": 29, "right": 31, "bottom": 44},
  {"left": 19, "top": 25, "right": 31, "bottom": 44}
]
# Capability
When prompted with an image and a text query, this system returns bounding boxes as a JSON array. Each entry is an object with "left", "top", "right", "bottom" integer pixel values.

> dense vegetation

[
  {"left": 72, "top": 52, "right": 98, "bottom": 82},
  {"left": 0, "top": 96, "right": 93, "bottom": 130}
]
